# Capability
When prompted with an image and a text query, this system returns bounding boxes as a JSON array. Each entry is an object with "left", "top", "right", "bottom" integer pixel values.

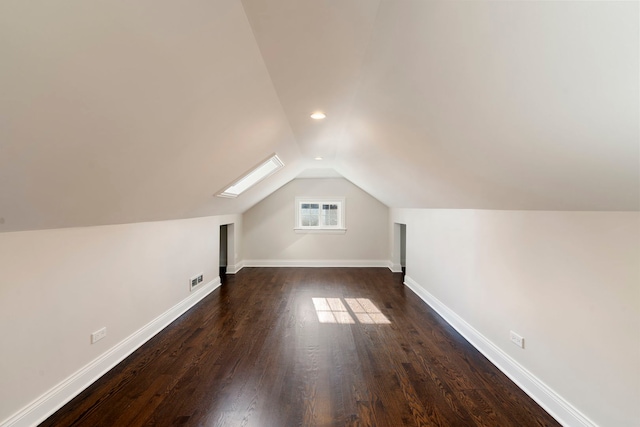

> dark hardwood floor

[{"left": 41, "top": 268, "right": 560, "bottom": 427}]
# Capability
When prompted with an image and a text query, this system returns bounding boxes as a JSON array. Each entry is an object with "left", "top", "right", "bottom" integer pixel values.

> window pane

[
  {"left": 302, "top": 216, "right": 310, "bottom": 226},
  {"left": 315, "top": 202, "right": 339, "bottom": 226},
  {"left": 310, "top": 204, "right": 319, "bottom": 209},
  {"left": 301, "top": 204, "right": 310, "bottom": 209},
  {"left": 328, "top": 211, "right": 338, "bottom": 225},
  {"left": 310, "top": 216, "right": 319, "bottom": 226}
]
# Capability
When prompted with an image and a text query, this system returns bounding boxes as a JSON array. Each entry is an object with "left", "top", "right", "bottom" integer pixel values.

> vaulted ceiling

[{"left": 1, "top": 0, "right": 638, "bottom": 232}]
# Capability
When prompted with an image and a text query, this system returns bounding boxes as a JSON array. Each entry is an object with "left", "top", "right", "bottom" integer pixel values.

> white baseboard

[
  {"left": 1, "top": 277, "right": 221, "bottom": 427},
  {"left": 243, "top": 259, "right": 389, "bottom": 268},
  {"left": 388, "top": 261, "right": 403, "bottom": 273},
  {"left": 226, "top": 261, "right": 244, "bottom": 274},
  {"left": 403, "top": 275, "right": 596, "bottom": 427}
]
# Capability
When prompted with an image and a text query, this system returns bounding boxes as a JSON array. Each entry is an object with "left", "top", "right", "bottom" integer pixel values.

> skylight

[{"left": 216, "top": 154, "right": 284, "bottom": 198}]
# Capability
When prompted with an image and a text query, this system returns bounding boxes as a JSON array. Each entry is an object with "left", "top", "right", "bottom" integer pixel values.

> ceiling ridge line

[
  {"left": 333, "top": 0, "right": 384, "bottom": 161},
  {"left": 237, "top": 0, "right": 303, "bottom": 159}
]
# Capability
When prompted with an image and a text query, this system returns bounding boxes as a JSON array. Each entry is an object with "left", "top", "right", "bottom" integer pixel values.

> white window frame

[{"left": 294, "top": 197, "right": 346, "bottom": 233}]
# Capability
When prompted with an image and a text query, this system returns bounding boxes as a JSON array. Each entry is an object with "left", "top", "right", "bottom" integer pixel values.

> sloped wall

[
  {"left": 243, "top": 178, "right": 389, "bottom": 266},
  {"left": 0, "top": 214, "right": 241, "bottom": 426},
  {"left": 391, "top": 208, "right": 640, "bottom": 427}
]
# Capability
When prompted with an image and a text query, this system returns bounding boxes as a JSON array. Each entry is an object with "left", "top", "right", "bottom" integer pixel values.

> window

[
  {"left": 295, "top": 197, "right": 345, "bottom": 232},
  {"left": 216, "top": 154, "right": 284, "bottom": 198}
]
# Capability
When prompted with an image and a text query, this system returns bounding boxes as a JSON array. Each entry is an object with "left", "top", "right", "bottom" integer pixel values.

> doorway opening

[
  {"left": 400, "top": 223, "right": 406, "bottom": 276},
  {"left": 392, "top": 223, "right": 407, "bottom": 277},
  {"left": 219, "top": 224, "right": 228, "bottom": 282}
]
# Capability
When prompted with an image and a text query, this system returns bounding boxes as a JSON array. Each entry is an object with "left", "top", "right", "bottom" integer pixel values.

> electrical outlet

[
  {"left": 197, "top": 274, "right": 203, "bottom": 283},
  {"left": 91, "top": 327, "right": 107, "bottom": 344},
  {"left": 510, "top": 330, "right": 524, "bottom": 349}
]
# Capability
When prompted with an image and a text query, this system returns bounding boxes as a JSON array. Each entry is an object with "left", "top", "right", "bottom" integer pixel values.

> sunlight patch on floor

[
  {"left": 312, "top": 297, "right": 390, "bottom": 324},
  {"left": 312, "top": 298, "right": 355, "bottom": 324},
  {"left": 345, "top": 298, "right": 391, "bottom": 324}
]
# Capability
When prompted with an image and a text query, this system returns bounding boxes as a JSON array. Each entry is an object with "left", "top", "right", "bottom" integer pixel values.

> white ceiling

[{"left": 0, "top": 0, "right": 638, "bottom": 232}]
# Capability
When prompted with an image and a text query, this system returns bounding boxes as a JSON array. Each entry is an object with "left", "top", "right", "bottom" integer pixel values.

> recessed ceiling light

[
  {"left": 310, "top": 112, "right": 326, "bottom": 120},
  {"left": 315, "top": 157, "right": 323, "bottom": 161}
]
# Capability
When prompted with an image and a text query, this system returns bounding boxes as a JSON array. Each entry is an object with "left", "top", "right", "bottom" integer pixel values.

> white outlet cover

[
  {"left": 91, "top": 327, "right": 107, "bottom": 344},
  {"left": 510, "top": 330, "right": 524, "bottom": 348}
]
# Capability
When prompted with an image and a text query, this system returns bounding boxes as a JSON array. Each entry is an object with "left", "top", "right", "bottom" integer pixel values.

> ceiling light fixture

[
  {"left": 310, "top": 112, "right": 326, "bottom": 120},
  {"left": 315, "top": 157, "right": 323, "bottom": 161}
]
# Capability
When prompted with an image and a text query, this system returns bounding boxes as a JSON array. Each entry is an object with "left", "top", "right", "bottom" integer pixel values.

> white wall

[
  {"left": 243, "top": 178, "right": 389, "bottom": 265},
  {"left": 0, "top": 214, "right": 242, "bottom": 426},
  {"left": 391, "top": 209, "right": 640, "bottom": 427}
]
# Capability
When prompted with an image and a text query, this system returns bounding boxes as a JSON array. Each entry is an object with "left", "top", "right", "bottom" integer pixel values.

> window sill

[{"left": 294, "top": 228, "right": 347, "bottom": 234}]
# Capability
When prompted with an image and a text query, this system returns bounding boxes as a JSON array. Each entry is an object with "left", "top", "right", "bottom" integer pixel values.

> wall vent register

[{"left": 190, "top": 273, "right": 204, "bottom": 290}]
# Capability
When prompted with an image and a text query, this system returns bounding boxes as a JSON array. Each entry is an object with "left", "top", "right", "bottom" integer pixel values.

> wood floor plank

[{"left": 40, "top": 267, "right": 560, "bottom": 427}]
